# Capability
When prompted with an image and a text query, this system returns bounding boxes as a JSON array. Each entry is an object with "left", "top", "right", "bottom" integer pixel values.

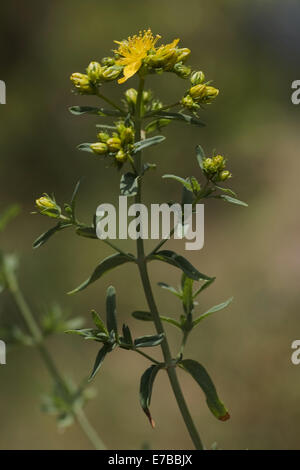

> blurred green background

[{"left": 1, "top": 0, "right": 300, "bottom": 450}]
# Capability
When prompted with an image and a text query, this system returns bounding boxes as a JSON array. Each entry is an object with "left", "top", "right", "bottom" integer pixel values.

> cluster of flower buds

[
  {"left": 202, "top": 155, "right": 232, "bottom": 182},
  {"left": 181, "top": 70, "right": 219, "bottom": 111},
  {"left": 70, "top": 58, "right": 123, "bottom": 94},
  {"left": 124, "top": 88, "right": 162, "bottom": 115},
  {"left": 35, "top": 194, "right": 61, "bottom": 218},
  {"left": 90, "top": 121, "right": 135, "bottom": 165},
  {"left": 144, "top": 41, "right": 192, "bottom": 78}
]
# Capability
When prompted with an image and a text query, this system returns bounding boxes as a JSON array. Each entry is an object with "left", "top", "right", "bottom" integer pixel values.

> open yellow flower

[{"left": 114, "top": 29, "right": 161, "bottom": 84}]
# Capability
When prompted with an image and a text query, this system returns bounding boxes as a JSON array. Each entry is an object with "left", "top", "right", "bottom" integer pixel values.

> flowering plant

[{"left": 33, "top": 29, "right": 247, "bottom": 449}]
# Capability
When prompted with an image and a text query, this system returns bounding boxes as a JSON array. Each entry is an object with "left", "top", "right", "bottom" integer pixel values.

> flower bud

[
  {"left": 97, "top": 132, "right": 110, "bottom": 142},
  {"left": 70, "top": 73, "right": 94, "bottom": 94},
  {"left": 218, "top": 170, "right": 232, "bottom": 181},
  {"left": 151, "top": 99, "right": 163, "bottom": 111},
  {"left": 204, "top": 85, "right": 219, "bottom": 101},
  {"left": 190, "top": 71, "right": 205, "bottom": 85},
  {"left": 35, "top": 195, "right": 61, "bottom": 218},
  {"left": 142, "top": 90, "right": 152, "bottom": 103},
  {"left": 86, "top": 61, "right": 102, "bottom": 83},
  {"left": 175, "top": 48, "right": 191, "bottom": 63},
  {"left": 101, "top": 65, "right": 122, "bottom": 81},
  {"left": 115, "top": 149, "right": 127, "bottom": 163},
  {"left": 125, "top": 88, "right": 138, "bottom": 105},
  {"left": 101, "top": 57, "right": 115, "bottom": 66},
  {"left": 173, "top": 63, "right": 191, "bottom": 79},
  {"left": 90, "top": 142, "right": 108, "bottom": 155},
  {"left": 203, "top": 157, "right": 215, "bottom": 173},
  {"left": 181, "top": 94, "right": 198, "bottom": 110},
  {"left": 107, "top": 137, "right": 122, "bottom": 152},
  {"left": 120, "top": 127, "right": 134, "bottom": 145},
  {"left": 189, "top": 84, "right": 206, "bottom": 100},
  {"left": 212, "top": 155, "right": 225, "bottom": 170}
]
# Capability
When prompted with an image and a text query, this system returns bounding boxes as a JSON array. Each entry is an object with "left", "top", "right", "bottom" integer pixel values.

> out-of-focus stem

[{"left": 3, "top": 259, "right": 106, "bottom": 450}]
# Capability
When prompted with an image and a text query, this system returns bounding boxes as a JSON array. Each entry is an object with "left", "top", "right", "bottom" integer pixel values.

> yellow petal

[{"left": 118, "top": 60, "right": 142, "bottom": 84}]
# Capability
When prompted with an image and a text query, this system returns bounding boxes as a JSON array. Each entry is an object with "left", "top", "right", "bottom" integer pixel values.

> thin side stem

[
  {"left": 3, "top": 260, "right": 106, "bottom": 450},
  {"left": 96, "top": 91, "right": 125, "bottom": 114},
  {"left": 134, "top": 76, "right": 204, "bottom": 450}
]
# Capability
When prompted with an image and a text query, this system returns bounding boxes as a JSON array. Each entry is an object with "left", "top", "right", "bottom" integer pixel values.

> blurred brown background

[{"left": 1, "top": 0, "right": 300, "bottom": 450}]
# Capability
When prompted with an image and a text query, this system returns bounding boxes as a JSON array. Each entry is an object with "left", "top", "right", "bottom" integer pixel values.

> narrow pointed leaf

[
  {"left": 68, "top": 253, "right": 134, "bottom": 294},
  {"left": 89, "top": 345, "right": 110, "bottom": 381},
  {"left": 217, "top": 195, "right": 248, "bottom": 207},
  {"left": 148, "top": 250, "right": 213, "bottom": 282},
  {"left": 193, "top": 278, "right": 216, "bottom": 298},
  {"left": 157, "top": 282, "right": 182, "bottom": 299},
  {"left": 181, "top": 359, "right": 230, "bottom": 421},
  {"left": 134, "top": 333, "right": 164, "bottom": 348},
  {"left": 106, "top": 286, "right": 118, "bottom": 335},
  {"left": 77, "top": 143, "right": 94, "bottom": 153},
  {"left": 33, "top": 223, "right": 72, "bottom": 249},
  {"left": 181, "top": 274, "right": 194, "bottom": 315},
  {"left": 122, "top": 324, "right": 133, "bottom": 346},
  {"left": 162, "top": 174, "right": 192, "bottom": 191},
  {"left": 91, "top": 310, "right": 108, "bottom": 335},
  {"left": 132, "top": 311, "right": 181, "bottom": 329},
  {"left": 215, "top": 185, "right": 237, "bottom": 198},
  {"left": 139, "top": 364, "right": 162, "bottom": 427},
  {"left": 69, "top": 106, "right": 121, "bottom": 117},
  {"left": 152, "top": 111, "right": 205, "bottom": 127},
  {"left": 133, "top": 135, "right": 165, "bottom": 153},
  {"left": 145, "top": 118, "right": 171, "bottom": 134},
  {"left": 196, "top": 144, "right": 205, "bottom": 169},
  {"left": 193, "top": 297, "right": 233, "bottom": 325}
]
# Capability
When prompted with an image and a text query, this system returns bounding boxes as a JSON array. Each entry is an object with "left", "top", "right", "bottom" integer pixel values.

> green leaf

[
  {"left": 217, "top": 195, "right": 248, "bottom": 207},
  {"left": 157, "top": 282, "right": 182, "bottom": 299},
  {"left": 162, "top": 174, "right": 192, "bottom": 191},
  {"left": 0, "top": 205, "right": 20, "bottom": 232},
  {"left": 148, "top": 250, "right": 213, "bottom": 282},
  {"left": 215, "top": 185, "right": 237, "bottom": 198},
  {"left": 69, "top": 106, "right": 121, "bottom": 117},
  {"left": 145, "top": 118, "right": 171, "bottom": 134},
  {"left": 132, "top": 311, "right": 181, "bottom": 329},
  {"left": 65, "top": 328, "right": 107, "bottom": 341},
  {"left": 181, "top": 274, "right": 194, "bottom": 315},
  {"left": 133, "top": 135, "right": 165, "bottom": 153},
  {"left": 142, "top": 162, "right": 157, "bottom": 175},
  {"left": 91, "top": 310, "right": 108, "bottom": 335},
  {"left": 76, "top": 226, "right": 97, "bottom": 239},
  {"left": 121, "top": 324, "right": 133, "bottom": 346},
  {"left": 68, "top": 253, "right": 134, "bottom": 294},
  {"left": 139, "top": 364, "right": 162, "bottom": 427},
  {"left": 106, "top": 286, "right": 118, "bottom": 336},
  {"left": 33, "top": 223, "right": 72, "bottom": 249},
  {"left": 77, "top": 143, "right": 94, "bottom": 153},
  {"left": 120, "top": 172, "right": 139, "bottom": 197},
  {"left": 196, "top": 144, "right": 205, "bottom": 169},
  {"left": 193, "top": 277, "right": 216, "bottom": 298},
  {"left": 193, "top": 297, "right": 233, "bottom": 325},
  {"left": 89, "top": 345, "right": 111, "bottom": 381},
  {"left": 134, "top": 333, "right": 164, "bottom": 348},
  {"left": 153, "top": 111, "right": 205, "bottom": 127},
  {"left": 181, "top": 359, "right": 230, "bottom": 421}
]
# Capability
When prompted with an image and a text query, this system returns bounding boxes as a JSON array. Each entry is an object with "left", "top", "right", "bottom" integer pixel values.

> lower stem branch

[{"left": 3, "top": 259, "right": 106, "bottom": 450}]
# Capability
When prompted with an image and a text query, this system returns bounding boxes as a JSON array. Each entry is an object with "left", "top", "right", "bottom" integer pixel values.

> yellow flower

[
  {"left": 147, "top": 38, "right": 180, "bottom": 68},
  {"left": 114, "top": 29, "right": 161, "bottom": 84}
]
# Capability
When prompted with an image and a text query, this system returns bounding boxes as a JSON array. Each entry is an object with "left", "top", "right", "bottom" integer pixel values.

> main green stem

[
  {"left": 134, "top": 77, "right": 204, "bottom": 450},
  {"left": 4, "top": 260, "right": 106, "bottom": 450}
]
